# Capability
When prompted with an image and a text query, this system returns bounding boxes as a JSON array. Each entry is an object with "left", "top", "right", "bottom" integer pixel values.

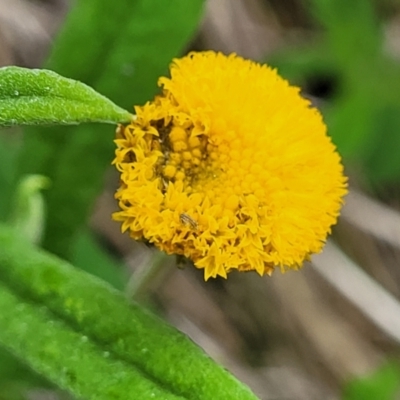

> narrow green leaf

[
  {"left": 0, "top": 283, "right": 186, "bottom": 400},
  {"left": 0, "top": 67, "right": 133, "bottom": 126},
  {"left": 365, "top": 106, "right": 400, "bottom": 183},
  {"left": 0, "top": 224, "right": 259, "bottom": 400},
  {"left": 343, "top": 361, "right": 400, "bottom": 400}
]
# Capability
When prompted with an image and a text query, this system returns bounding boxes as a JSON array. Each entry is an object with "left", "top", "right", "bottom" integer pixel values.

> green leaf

[
  {"left": 0, "top": 347, "right": 51, "bottom": 400},
  {"left": 0, "top": 67, "right": 133, "bottom": 127},
  {"left": 0, "top": 224, "right": 259, "bottom": 400},
  {"left": 0, "top": 132, "right": 20, "bottom": 221},
  {"left": 365, "top": 106, "right": 400, "bottom": 183},
  {"left": 8, "top": 175, "right": 50, "bottom": 245},
  {"left": 342, "top": 361, "right": 400, "bottom": 400},
  {"left": 71, "top": 229, "right": 127, "bottom": 290},
  {"left": 0, "top": 282, "right": 186, "bottom": 400},
  {"left": 308, "top": 0, "right": 381, "bottom": 64}
]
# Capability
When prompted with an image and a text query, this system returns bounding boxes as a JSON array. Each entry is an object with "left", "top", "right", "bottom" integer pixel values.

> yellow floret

[{"left": 163, "top": 165, "right": 177, "bottom": 179}]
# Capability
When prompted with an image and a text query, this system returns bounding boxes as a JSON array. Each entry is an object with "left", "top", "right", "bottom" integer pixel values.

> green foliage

[
  {"left": 0, "top": 283, "right": 187, "bottom": 400},
  {"left": 0, "top": 224, "right": 259, "bottom": 400},
  {"left": 0, "top": 67, "right": 132, "bottom": 126},
  {"left": 18, "top": 0, "right": 205, "bottom": 260},
  {"left": 0, "top": 347, "right": 51, "bottom": 400},
  {"left": 0, "top": 133, "right": 20, "bottom": 221},
  {"left": 8, "top": 175, "right": 49, "bottom": 245},
  {"left": 342, "top": 362, "right": 400, "bottom": 400},
  {"left": 269, "top": 0, "right": 400, "bottom": 184},
  {"left": 71, "top": 230, "right": 127, "bottom": 290}
]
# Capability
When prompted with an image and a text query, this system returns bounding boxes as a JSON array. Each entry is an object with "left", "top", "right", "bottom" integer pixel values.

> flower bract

[{"left": 113, "top": 51, "right": 347, "bottom": 280}]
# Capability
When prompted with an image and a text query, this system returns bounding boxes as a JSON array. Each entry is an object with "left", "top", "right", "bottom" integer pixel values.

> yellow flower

[{"left": 113, "top": 51, "right": 347, "bottom": 280}]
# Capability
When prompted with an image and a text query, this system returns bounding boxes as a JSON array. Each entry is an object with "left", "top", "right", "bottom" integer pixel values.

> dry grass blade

[
  {"left": 341, "top": 190, "right": 400, "bottom": 248},
  {"left": 312, "top": 240, "right": 400, "bottom": 344}
]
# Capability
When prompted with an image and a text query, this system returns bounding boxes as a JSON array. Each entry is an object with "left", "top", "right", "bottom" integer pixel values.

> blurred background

[{"left": 1, "top": 0, "right": 400, "bottom": 399}]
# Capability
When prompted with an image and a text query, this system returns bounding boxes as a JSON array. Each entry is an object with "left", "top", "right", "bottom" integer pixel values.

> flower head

[{"left": 113, "top": 51, "right": 347, "bottom": 280}]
